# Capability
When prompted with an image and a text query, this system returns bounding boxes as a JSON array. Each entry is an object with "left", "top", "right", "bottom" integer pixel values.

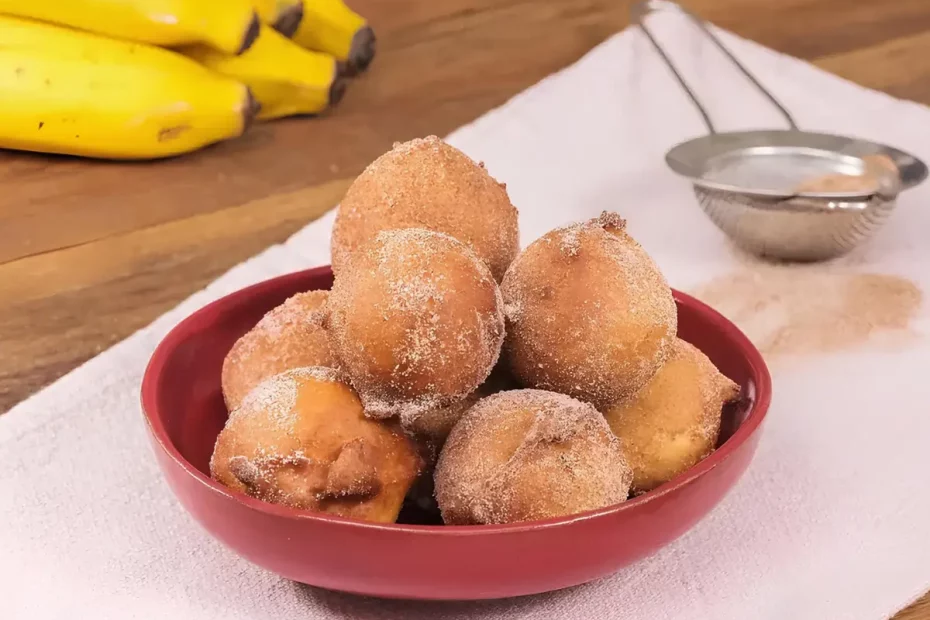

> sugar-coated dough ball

[
  {"left": 211, "top": 367, "right": 422, "bottom": 523},
  {"left": 434, "top": 389, "right": 632, "bottom": 525},
  {"left": 603, "top": 339, "right": 740, "bottom": 493},
  {"left": 501, "top": 212, "right": 677, "bottom": 409},
  {"left": 331, "top": 136, "right": 519, "bottom": 281},
  {"left": 328, "top": 228, "right": 505, "bottom": 419},
  {"left": 221, "top": 291, "right": 338, "bottom": 411}
]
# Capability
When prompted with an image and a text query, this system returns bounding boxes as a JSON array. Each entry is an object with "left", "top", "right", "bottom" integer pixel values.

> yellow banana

[
  {"left": 252, "top": 0, "right": 279, "bottom": 23},
  {"left": 291, "top": 0, "right": 375, "bottom": 75},
  {"left": 0, "top": 0, "right": 260, "bottom": 55},
  {"left": 181, "top": 25, "right": 345, "bottom": 121},
  {"left": 0, "top": 17, "right": 256, "bottom": 159},
  {"left": 251, "top": 0, "right": 303, "bottom": 37},
  {"left": 0, "top": 14, "right": 213, "bottom": 72}
]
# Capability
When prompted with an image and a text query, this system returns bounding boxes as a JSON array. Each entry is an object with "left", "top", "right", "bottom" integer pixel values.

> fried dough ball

[
  {"left": 211, "top": 367, "right": 422, "bottom": 523},
  {"left": 501, "top": 212, "right": 677, "bottom": 409},
  {"left": 603, "top": 339, "right": 740, "bottom": 494},
  {"left": 328, "top": 228, "right": 505, "bottom": 420},
  {"left": 331, "top": 136, "right": 519, "bottom": 281},
  {"left": 221, "top": 291, "right": 338, "bottom": 411},
  {"left": 434, "top": 389, "right": 632, "bottom": 525}
]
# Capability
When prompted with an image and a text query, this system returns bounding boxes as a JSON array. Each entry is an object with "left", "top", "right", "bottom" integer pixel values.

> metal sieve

[{"left": 632, "top": 0, "right": 928, "bottom": 261}]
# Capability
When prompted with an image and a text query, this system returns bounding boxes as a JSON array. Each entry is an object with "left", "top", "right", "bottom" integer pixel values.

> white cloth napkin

[{"left": 4, "top": 14, "right": 930, "bottom": 620}]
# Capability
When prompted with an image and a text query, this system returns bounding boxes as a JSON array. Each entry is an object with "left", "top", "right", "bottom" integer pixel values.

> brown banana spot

[
  {"left": 273, "top": 2, "right": 304, "bottom": 38},
  {"left": 157, "top": 125, "right": 191, "bottom": 142}
]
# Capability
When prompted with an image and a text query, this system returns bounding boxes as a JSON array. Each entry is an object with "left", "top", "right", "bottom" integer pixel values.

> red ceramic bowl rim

[{"left": 141, "top": 265, "right": 772, "bottom": 537}]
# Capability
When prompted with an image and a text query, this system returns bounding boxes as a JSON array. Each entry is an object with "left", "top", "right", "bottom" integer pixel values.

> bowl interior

[{"left": 148, "top": 266, "right": 761, "bottom": 522}]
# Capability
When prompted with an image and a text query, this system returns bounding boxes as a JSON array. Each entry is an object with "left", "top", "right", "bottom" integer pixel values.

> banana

[
  {"left": 252, "top": 0, "right": 279, "bottom": 23},
  {"left": 0, "top": 0, "right": 261, "bottom": 55},
  {"left": 0, "top": 15, "right": 213, "bottom": 72},
  {"left": 0, "top": 17, "right": 256, "bottom": 159},
  {"left": 251, "top": 0, "right": 304, "bottom": 37},
  {"left": 273, "top": 0, "right": 304, "bottom": 38},
  {"left": 181, "top": 25, "right": 345, "bottom": 121},
  {"left": 291, "top": 0, "right": 375, "bottom": 75}
]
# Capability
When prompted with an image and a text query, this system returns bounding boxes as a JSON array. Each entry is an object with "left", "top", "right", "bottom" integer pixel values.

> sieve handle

[{"left": 630, "top": 0, "right": 798, "bottom": 134}]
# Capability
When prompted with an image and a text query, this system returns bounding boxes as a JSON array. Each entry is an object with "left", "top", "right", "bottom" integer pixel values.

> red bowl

[{"left": 141, "top": 265, "right": 771, "bottom": 600}]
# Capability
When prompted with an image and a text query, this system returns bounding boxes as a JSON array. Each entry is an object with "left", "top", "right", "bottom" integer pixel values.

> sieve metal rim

[{"left": 666, "top": 130, "right": 926, "bottom": 200}]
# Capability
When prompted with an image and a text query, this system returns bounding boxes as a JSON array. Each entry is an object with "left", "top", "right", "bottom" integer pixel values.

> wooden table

[{"left": 1, "top": 0, "right": 929, "bottom": 616}]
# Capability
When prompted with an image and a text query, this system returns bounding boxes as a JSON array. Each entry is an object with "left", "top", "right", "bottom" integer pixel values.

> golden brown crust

[
  {"left": 221, "top": 290, "right": 338, "bottom": 411},
  {"left": 328, "top": 228, "right": 505, "bottom": 420},
  {"left": 501, "top": 212, "right": 677, "bottom": 409},
  {"left": 434, "top": 389, "right": 632, "bottom": 525},
  {"left": 211, "top": 368, "right": 422, "bottom": 523},
  {"left": 603, "top": 338, "right": 740, "bottom": 493},
  {"left": 331, "top": 136, "right": 519, "bottom": 281}
]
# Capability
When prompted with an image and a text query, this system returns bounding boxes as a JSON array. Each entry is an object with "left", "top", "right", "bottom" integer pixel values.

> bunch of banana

[
  {"left": 181, "top": 25, "right": 345, "bottom": 121},
  {"left": 287, "top": 0, "right": 376, "bottom": 76},
  {"left": 0, "top": 16, "right": 256, "bottom": 159},
  {"left": 0, "top": 0, "right": 375, "bottom": 160},
  {"left": 0, "top": 0, "right": 261, "bottom": 55}
]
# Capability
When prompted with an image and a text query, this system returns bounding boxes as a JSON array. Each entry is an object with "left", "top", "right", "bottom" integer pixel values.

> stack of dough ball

[
  {"left": 221, "top": 291, "right": 337, "bottom": 410},
  {"left": 603, "top": 339, "right": 740, "bottom": 493},
  {"left": 211, "top": 367, "right": 422, "bottom": 523},
  {"left": 328, "top": 227, "right": 505, "bottom": 421},
  {"left": 501, "top": 211, "right": 677, "bottom": 410},
  {"left": 331, "top": 136, "right": 519, "bottom": 281},
  {"left": 210, "top": 137, "right": 744, "bottom": 526},
  {"left": 435, "top": 389, "right": 632, "bottom": 525}
]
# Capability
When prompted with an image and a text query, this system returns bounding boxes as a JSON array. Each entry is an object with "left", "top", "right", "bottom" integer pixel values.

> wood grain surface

[{"left": 1, "top": 1, "right": 929, "bottom": 617}]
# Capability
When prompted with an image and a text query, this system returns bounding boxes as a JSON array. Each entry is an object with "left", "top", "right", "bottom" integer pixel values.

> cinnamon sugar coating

[
  {"left": 331, "top": 136, "right": 519, "bottom": 281},
  {"left": 501, "top": 212, "right": 677, "bottom": 409},
  {"left": 434, "top": 389, "right": 632, "bottom": 525},
  {"left": 221, "top": 291, "right": 338, "bottom": 411},
  {"left": 328, "top": 228, "right": 505, "bottom": 420}
]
